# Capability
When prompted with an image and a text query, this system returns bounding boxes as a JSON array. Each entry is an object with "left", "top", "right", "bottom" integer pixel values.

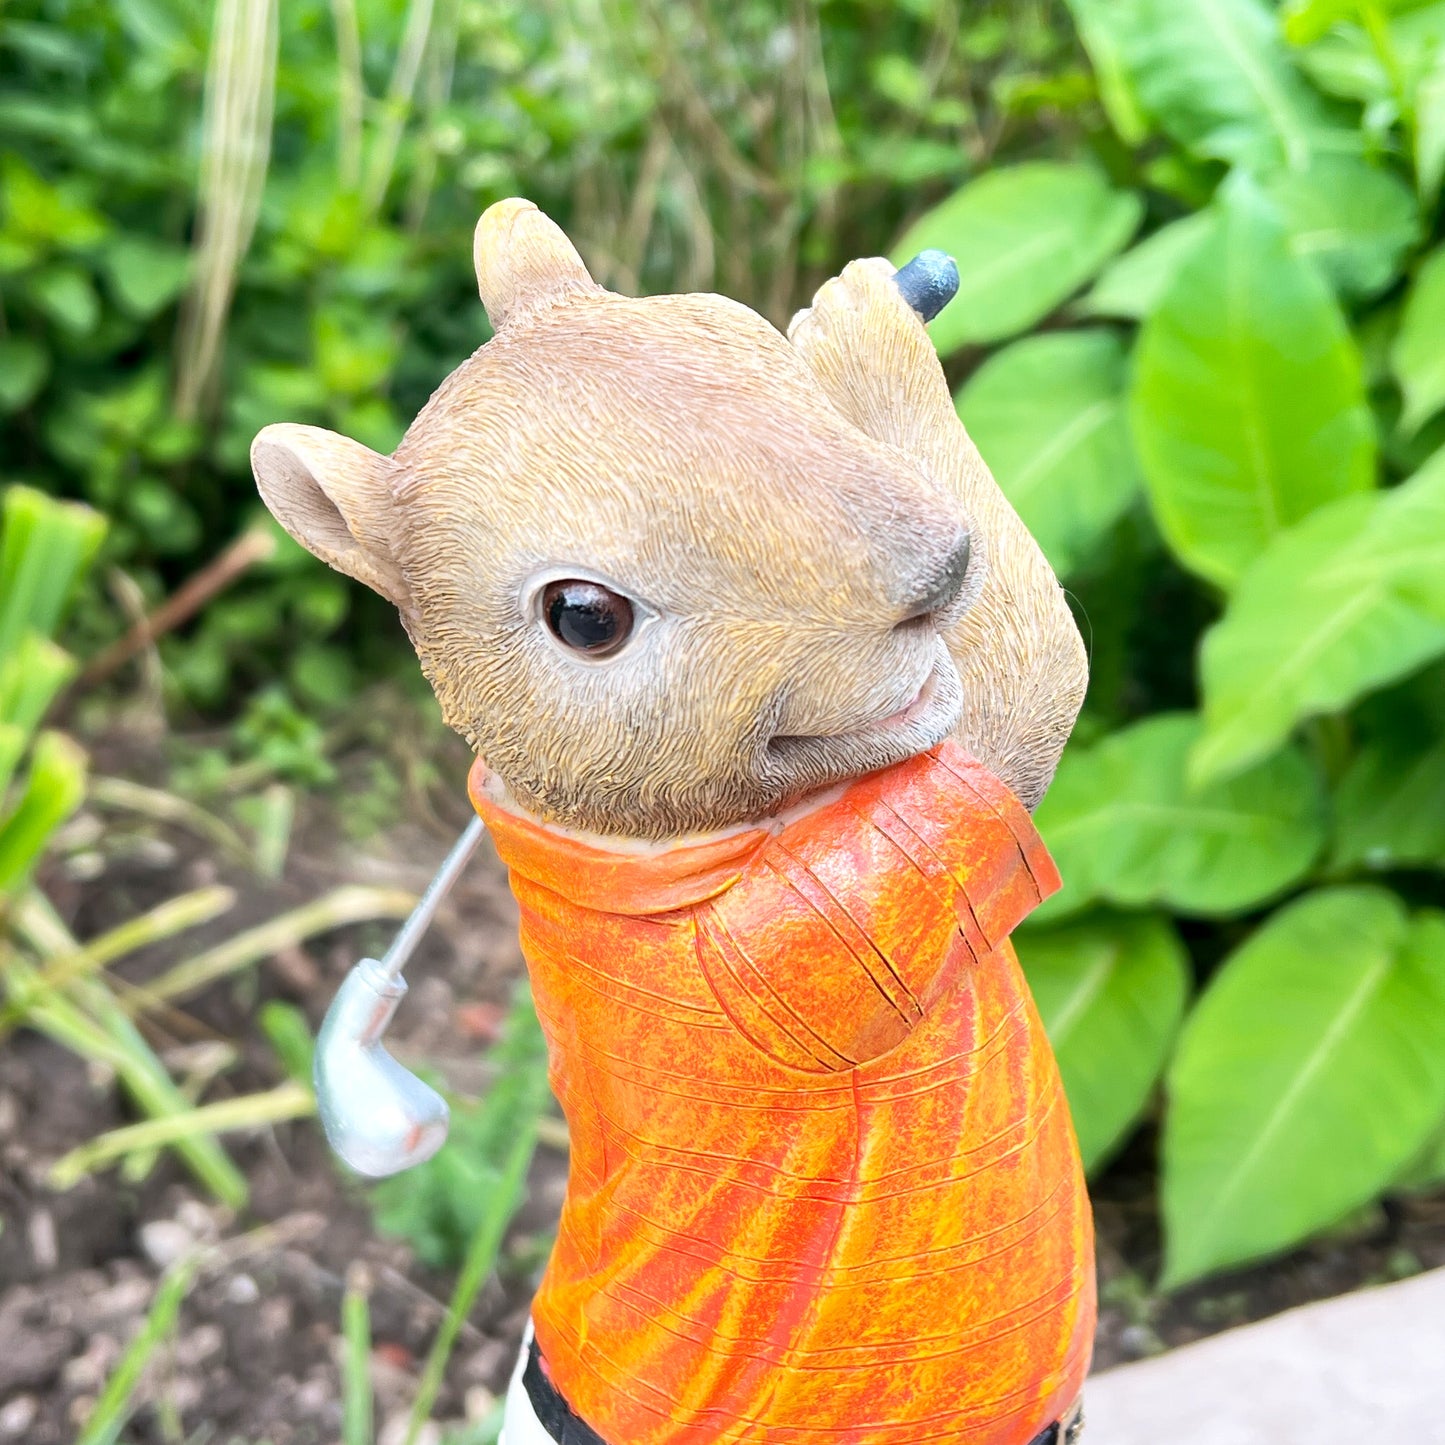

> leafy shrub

[
  {"left": 370, "top": 985, "right": 551, "bottom": 1269},
  {"left": 0, "top": 0, "right": 1078, "bottom": 715},
  {"left": 0, "top": 485, "right": 104, "bottom": 889},
  {"left": 10, "top": 0, "right": 1445, "bottom": 1292},
  {"left": 897, "top": 0, "right": 1445, "bottom": 1286}
]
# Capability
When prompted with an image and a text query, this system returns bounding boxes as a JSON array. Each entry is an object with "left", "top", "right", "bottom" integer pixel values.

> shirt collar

[{"left": 467, "top": 759, "right": 772, "bottom": 915}]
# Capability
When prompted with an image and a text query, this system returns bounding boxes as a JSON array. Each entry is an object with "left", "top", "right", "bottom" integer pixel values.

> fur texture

[{"left": 252, "top": 198, "right": 1085, "bottom": 837}]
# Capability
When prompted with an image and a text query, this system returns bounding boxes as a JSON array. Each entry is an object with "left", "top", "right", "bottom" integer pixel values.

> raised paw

[
  {"left": 788, "top": 256, "right": 962, "bottom": 458},
  {"left": 791, "top": 252, "right": 1087, "bottom": 813}
]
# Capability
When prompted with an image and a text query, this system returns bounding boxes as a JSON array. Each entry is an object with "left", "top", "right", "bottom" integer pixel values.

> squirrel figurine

[{"left": 253, "top": 199, "right": 1094, "bottom": 1445}]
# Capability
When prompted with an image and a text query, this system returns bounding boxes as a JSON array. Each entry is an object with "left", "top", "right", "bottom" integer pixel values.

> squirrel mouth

[
  {"left": 766, "top": 646, "right": 961, "bottom": 766},
  {"left": 874, "top": 666, "right": 938, "bottom": 729}
]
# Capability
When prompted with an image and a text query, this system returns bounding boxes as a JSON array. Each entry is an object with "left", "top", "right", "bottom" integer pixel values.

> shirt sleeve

[{"left": 694, "top": 745, "right": 1060, "bottom": 1072}]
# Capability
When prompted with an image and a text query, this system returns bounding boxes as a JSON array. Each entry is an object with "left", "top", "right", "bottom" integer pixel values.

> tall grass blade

[
  {"left": 361, "top": 0, "right": 435, "bottom": 218},
  {"left": 175, "top": 0, "right": 279, "bottom": 419},
  {"left": 0, "top": 635, "right": 77, "bottom": 736},
  {"left": 342, "top": 1266, "right": 375, "bottom": 1445},
  {"left": 76, "top": 1257, "right": 197, "bottom": 1445},
  {"left": 0, "top": 486, "right": 106, "bottom": 660},
  {"left": 251, "top": 781, "right": 294, "bottom": 879},
  {"left": 0, "top": 723, "right": 26, "bottom": 808},
  {"left": 133, "top": 884, "right": 417, "bottom": 1006},
  {"left": 9, "top": 892, "right": 249, "bottom": 1205},
  {"left": 0, "top": 884, "right": 237, "bottom": 1033},
  {"left": 88, "top": 775, "right": 254, "bottom": 867},
  {"left": 403, "top": 1111, "right": 540, "bottom": 1444},
  {"left": 48, "top": 1078, "right": 314, "bottom": 1188},
  {"left": 328, "top": 0, "right": 364, "bottom": 191},
  {"left": 403, "top": 987, "right": 551, "bottom": 1444},
  {"left": 0, "top": 730, "right": 87, "bottom": 890}
]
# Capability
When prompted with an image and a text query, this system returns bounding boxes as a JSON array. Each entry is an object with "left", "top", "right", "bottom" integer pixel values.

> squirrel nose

[{"left": 900, "top": 531, "right": 971, "bottom": 622}]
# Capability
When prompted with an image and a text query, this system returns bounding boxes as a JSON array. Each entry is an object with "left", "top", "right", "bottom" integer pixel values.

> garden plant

[
  {"left": 897, "top": 0, "right": 1445, "bottom": 1288},
  {"left": 1, "top": 0, "right": 1444, "bottom": 1437}
]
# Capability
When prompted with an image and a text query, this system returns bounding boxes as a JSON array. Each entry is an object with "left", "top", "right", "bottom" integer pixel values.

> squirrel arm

[
  {"left": 694, "top": 746, "right": 1059, "bottom": 1072},
  {"left": 788, "top": 259, "right": 1087, "bottom": 810}
]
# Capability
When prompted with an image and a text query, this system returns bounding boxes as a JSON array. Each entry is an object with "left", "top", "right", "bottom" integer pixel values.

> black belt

[
  {"left": 523, "top": 1338, "right": 610, "bottom": 1445},
  {"left": 523, "top": 1336, "right": 1084, "bottom": 1444}
]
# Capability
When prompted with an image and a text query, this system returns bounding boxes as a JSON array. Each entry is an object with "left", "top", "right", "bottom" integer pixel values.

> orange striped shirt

[{"left": 470, "top": 741, "right": 1095, "bottom": 1445}]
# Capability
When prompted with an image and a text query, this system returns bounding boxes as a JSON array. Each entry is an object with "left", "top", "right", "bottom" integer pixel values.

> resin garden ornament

[{"left": 252, "top": 199, "right": 1094, "bottom": 1445}]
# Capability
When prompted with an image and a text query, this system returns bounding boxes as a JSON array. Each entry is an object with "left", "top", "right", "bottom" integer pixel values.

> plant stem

[
  {"left": 88, "top": 775, "right": 255, "bottom": 865},
  {"left": 48, "top": 1079, "right": 314, "bottom": 1189},
  {"left": 129, "top": 884, "right": 416, "bottom": 1007},
  {"left": 403, "top": 1098, "right": 545, "bottom": 1443},
  {"left": 79, "top": 529, "right": 277, "bottom": 688},
  {"left": 8, "top": 891, "right": 249, "bottom": 1204},
  {"left": 0, "top": 884, "right": 236, "bottom": 1033}
]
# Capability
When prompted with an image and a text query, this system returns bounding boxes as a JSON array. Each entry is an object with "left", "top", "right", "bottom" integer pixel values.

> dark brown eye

[{"left": 542, "top": 579, "right": 635, "bottom": 656}]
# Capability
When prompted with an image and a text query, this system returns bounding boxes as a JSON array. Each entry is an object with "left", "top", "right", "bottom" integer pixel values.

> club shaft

[{"left": 378, "top": 815, "right": 488, "bottom": 983}]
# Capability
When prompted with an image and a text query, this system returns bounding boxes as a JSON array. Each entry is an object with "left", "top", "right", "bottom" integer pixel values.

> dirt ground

[{"left": 2, "top": 726, "right": 1443, "bottom": 1445}]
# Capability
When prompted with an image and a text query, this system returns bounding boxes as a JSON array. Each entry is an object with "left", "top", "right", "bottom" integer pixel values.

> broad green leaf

[
  {"left": 955, "top": 330, "right": 1140, "bottom": 577},
  {"left": 1130, "top": 180, "right": 1374, "bottom": 588},
  {"left": 1356, "top": 299, "right": 1403, "bottom": 389},
  {"left": 0, "top": 155, "right": 108, "bottom": 250},
  {"left": 1161, "top": 888, "right": 1445, "bottom": 1286},
  {"left": 1393, "top": 246, "right": 1445, "bottom": 435},
  {"left": 1260, "top": 155, "right": 1420, "bottom": 300},
  {"left": 1395, "top": 4, "right": 1445, "bottom": 66},
  {"left": 1193, "top": 447, "right": 1445, "bottom": 783},
  {"left": 1281, "top": 0, "right": 1443, "bottom": 43},
  {"left": 27, "top": 264, "right": 100, "bottom": 335},
  {"left": 1078, "top": 213, "right": 1214, "bottom": 320},
  {"left": 1085, "top": 161, "right": 1418, "bottom": 318},
  {"left": 1395, "top": 1115, "right": 1445, "bottom": 1191},
  {"left": 1330, "top": 670, "right": 1445, "bottom": 871},
  {"left": 1019, "top": 912, "right": 1190, "bottom": 1174},
  {"left": 315, "top": 306, "right": 399, "bottom": 397},
  {"left": 1063, "top": 0, "right": 1151, "bottom": 144},
  {"left": 1417, "top": 44, "right": 1445, "bottom": 204},
  {"left": 102, "top": 235, "right": 191, "bottom": 318},
  {"left": 0, "top": 729, "right": 87, "bottom": 890},
  {"left": 1295, "top": 6, "right": 1445, "bottom": 104},
  {"left": 1333, "top": 734, "right": 1445, "bottom": 871},
  {"left": 0, "top": 336, "right": 48, "bottom": 412},
  {"left": 1295, "top": 30, "right": 1389, "bottom": 102},
  {"left": 1035, "top": 713, "right": 1325, "bottom": 922},
  {"left": 1075, "top": 0, "right": 1348, "bottom": 170},
  {"left": 891, "top": 163, "right": 1142, "bottom": 355},
  {"left": 1281, "top": 0, "right": 1358, "bottom": 45}
]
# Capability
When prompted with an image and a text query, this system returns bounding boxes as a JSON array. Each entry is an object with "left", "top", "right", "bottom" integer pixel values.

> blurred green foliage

[
  {"left": 5, "top": 0, "right": 1445, "bottom": 1294},
  {"left": 370, "top": 984, "right": 551, "bottom": 1269},
  {"left": 0, "top": 485, "right": 103, "bottom": 890},
  {"left": 889, "top": 0, "right": 1445, "bottom": 1288},
  {"left": 0, "top": 0, "right": 1075, "bottom": 718}
]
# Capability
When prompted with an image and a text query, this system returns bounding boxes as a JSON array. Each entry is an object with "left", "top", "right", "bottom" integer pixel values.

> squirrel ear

[
  {"left": 251, "top": 423, "right": 410, "bottom": 608},
  {"left": 474, "top": 198, "right": 601, "bottom": 329}
]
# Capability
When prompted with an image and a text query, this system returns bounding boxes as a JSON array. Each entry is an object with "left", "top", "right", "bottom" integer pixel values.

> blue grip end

[{"left": 894, "top": 250, "right": 959, "bottom": 323}]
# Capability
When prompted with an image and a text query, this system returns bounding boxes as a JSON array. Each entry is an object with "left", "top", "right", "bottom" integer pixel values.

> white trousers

[
  {"left": 498, "top": 1320, "right": 1085, "bottom": 1445},
  {"left": 500, "top": 1321, "right": 562, "bottom": 1445}
]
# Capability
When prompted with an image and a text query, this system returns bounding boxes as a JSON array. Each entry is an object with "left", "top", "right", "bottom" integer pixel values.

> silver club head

[
  {"left": 314, "top": 959, "right": 449, "bottom": 1176},
  {"left": 313, "top": 816, "right": 487, "bottom": 1178}
]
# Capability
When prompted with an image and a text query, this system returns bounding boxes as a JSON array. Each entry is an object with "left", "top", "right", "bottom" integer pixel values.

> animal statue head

[{"left": 253, "top": 199, "right": 1085, "bottom": 840}]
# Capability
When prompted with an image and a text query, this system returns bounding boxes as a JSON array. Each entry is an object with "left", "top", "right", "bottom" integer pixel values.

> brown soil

[{"left": 2, "top": 723, "right": 1442, "bottom": 1444}]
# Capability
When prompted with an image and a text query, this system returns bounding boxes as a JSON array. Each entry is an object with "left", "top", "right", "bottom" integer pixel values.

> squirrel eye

[{"left": 542, "top": 579, "right": 635, "bottom": 656}]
